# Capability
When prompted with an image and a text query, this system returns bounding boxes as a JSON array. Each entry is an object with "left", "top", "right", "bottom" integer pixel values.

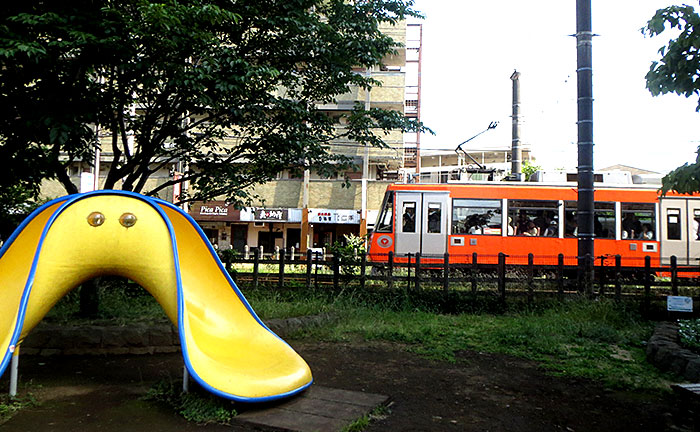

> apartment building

[{"left": 189, "top": 22, "right": 420, "bottom": 254}]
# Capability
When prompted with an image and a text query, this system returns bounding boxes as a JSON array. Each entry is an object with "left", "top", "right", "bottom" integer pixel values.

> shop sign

[
  {"left": 310, "top": 209, "right": 360, "bottom": 224},
  {"left": 190, "top": 201, "right": 239, "bottom": 221},
  {"left": 255, "top": 209, "right": 288, "bottom": 221},
  {"left": 200, "top": 205, "right": 230, "bottom": 216}
]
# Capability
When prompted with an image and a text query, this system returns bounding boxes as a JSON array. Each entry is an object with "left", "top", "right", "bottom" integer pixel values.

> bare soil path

[{"left": 0, "top": 340, "right": 682, "bottom": 431}]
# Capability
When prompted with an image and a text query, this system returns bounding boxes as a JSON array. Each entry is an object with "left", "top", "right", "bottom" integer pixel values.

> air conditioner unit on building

[{"left": 254, "top": 222, "right": 265, "bottom": 227}]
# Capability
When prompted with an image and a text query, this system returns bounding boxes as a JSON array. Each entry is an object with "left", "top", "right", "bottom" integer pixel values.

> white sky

[{"left": 410, "top": 0, "right": 700, "bottom": 174}]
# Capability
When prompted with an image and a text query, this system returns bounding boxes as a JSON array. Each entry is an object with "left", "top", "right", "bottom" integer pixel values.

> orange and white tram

[{"left": 368, "top": 182, "right": 700, "bottom": 268}]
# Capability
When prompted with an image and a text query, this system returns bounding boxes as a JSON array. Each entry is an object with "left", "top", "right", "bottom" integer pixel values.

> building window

[{"left": 452, "top": 199, "right": 502, "bottom": 235}]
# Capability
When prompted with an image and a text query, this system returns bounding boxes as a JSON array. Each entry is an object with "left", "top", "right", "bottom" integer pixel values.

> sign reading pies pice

[{"left": 200, "top": 205, "right": 230, "bottom": 217}]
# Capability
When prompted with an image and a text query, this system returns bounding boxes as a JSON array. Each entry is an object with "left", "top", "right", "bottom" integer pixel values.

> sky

[{"left": 409, "top": 0, "right": 700, "bottom": 175}]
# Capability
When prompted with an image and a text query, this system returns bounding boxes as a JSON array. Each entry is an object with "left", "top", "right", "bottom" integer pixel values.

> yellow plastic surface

[{"left": 0, "top": 194, "right": 312, "bottom": 401}]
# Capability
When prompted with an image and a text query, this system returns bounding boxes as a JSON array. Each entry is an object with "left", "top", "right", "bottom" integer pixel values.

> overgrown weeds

[{"left": 0, "top": 393, "right": 37, "bottom": 425}]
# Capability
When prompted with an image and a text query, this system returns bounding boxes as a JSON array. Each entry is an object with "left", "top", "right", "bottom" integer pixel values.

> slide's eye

[
  {"left": 87, "top": 212, "right": 105, "bottom": 227},
  {"left": 119, "top": 213, "right": 137, "bottom": 228}
]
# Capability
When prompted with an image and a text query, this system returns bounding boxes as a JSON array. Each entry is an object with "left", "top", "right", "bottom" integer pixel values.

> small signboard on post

[{"left": 667, "top": 296, "right": 693, "bottom": 313}]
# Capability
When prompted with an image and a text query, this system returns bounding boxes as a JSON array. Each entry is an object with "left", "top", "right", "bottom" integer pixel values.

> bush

[{"left": 679, "top": 319, "right": 700, "bottom": 353}]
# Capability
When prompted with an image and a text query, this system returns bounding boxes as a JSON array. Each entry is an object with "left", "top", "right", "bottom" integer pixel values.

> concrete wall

[{"left": 248, "top": 180, "right": 392, "bottom": 210}]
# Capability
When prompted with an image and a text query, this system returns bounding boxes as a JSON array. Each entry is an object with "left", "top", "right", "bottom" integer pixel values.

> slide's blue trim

[
  {"left": 0, "top": 190, "right": 311, "bottom": 402},
  {"left": 153, "top": 197, "right": 312, "bottom": 402}
]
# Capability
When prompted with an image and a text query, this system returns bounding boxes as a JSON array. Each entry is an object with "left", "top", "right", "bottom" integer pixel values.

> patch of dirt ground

[{"left": 0, "top": 340, "right": 686, "bottom": 431}]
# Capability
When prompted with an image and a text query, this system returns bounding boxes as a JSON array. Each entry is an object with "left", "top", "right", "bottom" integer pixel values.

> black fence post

[
  {"left": 527, "top": 253, "right": 534, "bottom": 304},
  {"left": 671, "top": 255, "right": 679, "bottom": 296},
  {"left": 415, "top": 252, "right": 421, "bottom": 292},
  {"left": 585, "top": 253, "right": 594, "bottom": 298},
  {"left": 644, "top": 255, "right": 651, "bottom": 314},
  {"left": 278, "top": 250, "right": 285, "bottom": 290},
  {"left": 471, "top": 252, "right": 478, "bottom": 293},
  {"left": 360, "top": 252, "right": 367, "bottom": 291},
  {"left": 498, "top": 252, "right": 506, "bottom": 302},
  {"left": 614, "top": 255, "right": 622, "bottom": 302},
  {"left": 253, "top": 250, "right": 260, "bottom": 290},
  {"left": 557, "top": 254, "right": 564, "bottom": 300},
  {"left": 388, "top": 252, "right": 394, "bottom": 290},
  {"left": 598, "top": 256, "right": 607, "bottom": 298},
  {"left": 333, "top": 254, "right": 340, "bottom": 291},
  {"left": 225, "top": 253, "right": 232, "bottom": 275},
  {"left": 306, "top": 249, "right": 312, "bottom": 288},
  {"left": 443, "top": 252, "right": 450, "bottom": 297},
  {"left": 314, "top": 252, "right": 320, "bottom": 290},
  {"left": 406, "top": 253, "right": 412, "bottom": 293}
]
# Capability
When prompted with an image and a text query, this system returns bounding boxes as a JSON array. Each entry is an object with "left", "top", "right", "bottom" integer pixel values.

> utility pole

[
  {"left": 510, "top": 70, "right": 522, "bottom": 181},
  {"left": 576, "top": 0, "right": 595, "bottom": 293}
]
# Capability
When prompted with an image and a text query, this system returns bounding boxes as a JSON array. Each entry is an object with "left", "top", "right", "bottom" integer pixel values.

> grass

[
  {"left": 143, "top": 379, "right": 237, "bottom": 424},
  {"left": 342, "top": 405, "right": 390, "bottom": 432},
  {"left": 43, "top": 277, "right": 676, "bottom": 395},
  {"left": 292, "top": 297, "right": 675, "bottom": 392},
  {"left": 0, "top": 393, "right": 37, "bottom": 425}
]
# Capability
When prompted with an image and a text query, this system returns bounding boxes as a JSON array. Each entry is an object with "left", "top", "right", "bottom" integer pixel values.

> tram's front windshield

[{"left": 375, "top": 191, "right": 394, "bottom": 233}]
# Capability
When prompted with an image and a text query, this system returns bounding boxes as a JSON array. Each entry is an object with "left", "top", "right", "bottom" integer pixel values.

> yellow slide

[{"left": 0, "top": 191, "right": 312, "bottom": 402}]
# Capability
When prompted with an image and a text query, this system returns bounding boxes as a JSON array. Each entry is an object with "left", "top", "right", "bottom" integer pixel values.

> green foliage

[
  {"left": 0, "top": 184, "right": 44, "bottom": 240},
  {"left": 643, "top": 5, "right": 700, "bottom": 193},
  {"left": 331, "top": 233, "right": 366, "bottom": 258},
  {"left": 0, "top": 393, "right": 37, "bottom": 425},
  {"left": 643, "top": 5, "right": 700, "bottom": 108},
  {"left": 0, "top": 0, "right": 428, "bottom": 205},
  {"left": 678, "top": 318, "right": 700, "bottom": 352},
  {"left": 659, "top": 150, "right": 700, "bottom": 195},
  {"left": 521, "top": 160, "right": 542, "bottom": 181},
  {"left": 144, "top": 379, "right": 237, "bottom": 424},
  {"left": 44, "top": 277, "right": 167, "bottom": 324},
  {"left": 331, "top": 234, "right": 367, "bottom": 275}
]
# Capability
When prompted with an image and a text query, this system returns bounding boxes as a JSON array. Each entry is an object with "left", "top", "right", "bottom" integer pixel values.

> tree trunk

[{"left": 79, "top": 278, "right": 100, "bottom": 318}]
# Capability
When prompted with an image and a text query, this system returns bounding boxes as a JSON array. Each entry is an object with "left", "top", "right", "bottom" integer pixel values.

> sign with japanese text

[{"left": 255, "top": 209, "right": 288, "bottom": 221}]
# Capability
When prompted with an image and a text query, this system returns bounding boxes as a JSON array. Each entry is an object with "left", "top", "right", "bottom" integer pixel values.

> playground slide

[{"left": 0, "top": 191, "right": 312, "bottom": 402}]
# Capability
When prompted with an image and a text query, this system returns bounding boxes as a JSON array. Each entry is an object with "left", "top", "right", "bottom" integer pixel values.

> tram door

[
  {"left": 688, "top": 199, "right": 700, "bottom": 266},
  {"left": 395, "top": 193, "right": 422, "bottom": 255},
  {"left": 395, "top": 192, "right": 449, "bottom": 257},
  {"left": 661, "top": 198, "right": 700, "bottom": 265}
]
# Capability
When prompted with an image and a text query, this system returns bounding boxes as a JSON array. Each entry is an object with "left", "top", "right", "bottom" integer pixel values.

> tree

[
  {"left": 643, "top": 4, "right": 700, "bottom": 193},
  {"left": 0, "top": 0, "right": 426, "bottom": 205}
]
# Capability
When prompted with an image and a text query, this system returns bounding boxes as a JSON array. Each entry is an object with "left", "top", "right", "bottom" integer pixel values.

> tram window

[
  {"left": 402, "top": 202, "right": 417, "bottom": 233},
  {"left": 375, "top": 192, "right": 394, "bottom": 233},
  {"left": 564, "top": 201, "right": 616, "bottom": 239},
  {"left": 667, "top": 208, "right": 681, "bottom": 240},
  {"left": 694, "top": 209, "right": 700, "bottom": 241},
  {"left": 508, "top": 200, "right": 559, "bottom": 237},
  {"left": 452, "top": 199, "right": 502, "bottom": 235},
  {"left": 427, "top": 203, "right": 441, "bottom": 233},
  {"left": 621, "top": 203, "right": 655, "bottom": 240}
]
